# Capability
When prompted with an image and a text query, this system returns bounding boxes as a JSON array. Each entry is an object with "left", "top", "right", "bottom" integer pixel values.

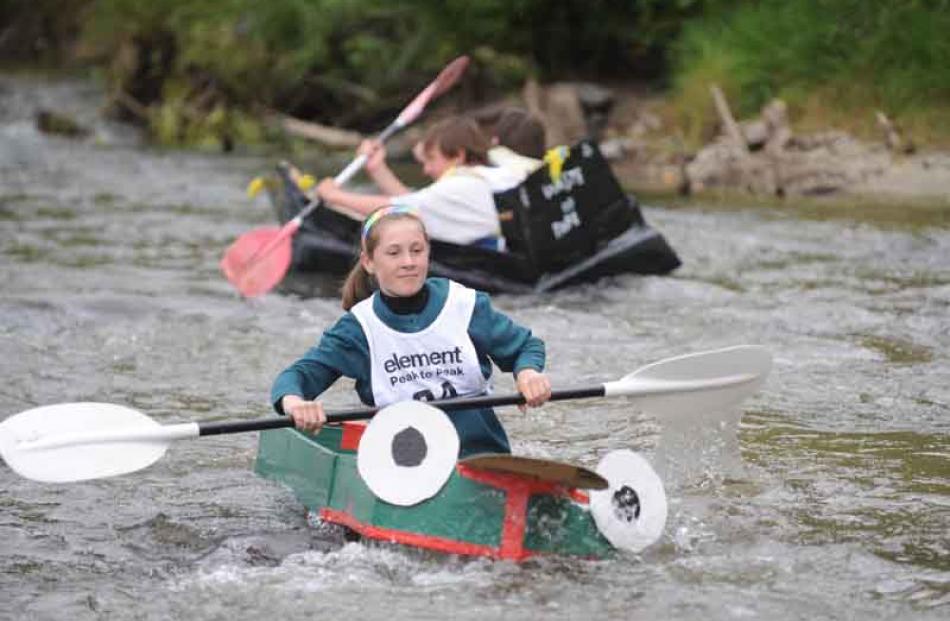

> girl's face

[
  {"left": 362, "top": 219, "right": 430, "bottom": 297},
  {"left": 414, "top": 143, "right": 465, "bottom": 180}
]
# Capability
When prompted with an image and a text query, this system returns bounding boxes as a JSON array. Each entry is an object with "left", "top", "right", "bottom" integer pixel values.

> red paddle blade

[
  {"left": 431, "top": 55, "right": 470, "bottom": 97},
  {"left": 219, "top": 224, "right": 297, "bottom": 297},
  {"left": 397, "top": 55, "right": 470, "bottom": 126}
]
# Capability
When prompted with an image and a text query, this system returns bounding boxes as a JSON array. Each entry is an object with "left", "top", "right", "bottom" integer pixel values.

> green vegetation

[
  {"left": 3, "top": 1, "right": 707, "bottom": 146},
  {"left": 671, "top": 0, "right": 950, "bottom": 147},
  {"left": 3, "top": 1, "right": 948, "bottom": 150},
  {"left": 70, "top": 0, "right": 700, "bottom": 146}
]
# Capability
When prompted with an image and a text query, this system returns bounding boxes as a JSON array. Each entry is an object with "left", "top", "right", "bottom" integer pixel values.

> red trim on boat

[
  {"left": 317, "top": 464, "right": 591, "bottom": 562},
  {"left": 320, "top": 508, "right": 500, "bottom": 559},
  {"left": 499, "top": 481, "right": 529, "bottom": 560},
  {"left": 339, "top": 421, "right": 366, "bottom": 451},
  {"left": 569, "top": 489, "right": 590, "bottom": 504},
  {"left": 457, "top": 464, "right": 589, "bottom": 502},
  {"left": 457, "top": 464, "right": 590, "bottom": 562}
]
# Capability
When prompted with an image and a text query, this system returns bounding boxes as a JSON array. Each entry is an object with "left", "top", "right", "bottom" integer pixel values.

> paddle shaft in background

[
  {"left": 220, "top": 55, "right": 470, "bottom": 297},
  {"left": 281, "top": 114, "right": 408, "bottom": 228}
]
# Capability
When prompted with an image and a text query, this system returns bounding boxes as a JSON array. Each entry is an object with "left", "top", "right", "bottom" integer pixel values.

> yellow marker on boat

[
  {"left": 296, "top": 174, "right": 316, "bottom": 191},
  {"left": 246, "top": 177, "right": 266, "bottom": 198},
  {"left": 543, "top": 146, "right": 569, "bottom": 182}
]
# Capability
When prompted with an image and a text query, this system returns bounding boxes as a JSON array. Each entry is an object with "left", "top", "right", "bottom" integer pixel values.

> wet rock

[
  {"left": 762, "top": 99, "right": 792, "bottom": 153},
  {"left": 521, "top": 80, "right": 623, "bottom": 146},
  {"left": 575, "top": 82, "right": 615, "bottom": 141},
  {"left": 599, "top": 137, "right": 634, "bottom": 161},
  {"left": 36, "top": 109, "right": 90, "bottom": 138},
  {"left": 740, "top": 119, "right": 769, "bottom": 150},
  {"left": 575, "top": 82, "right": 615, "bottom": 111},
  {"left": 523, "top": 80, "right": 590, "bottom": 147},
  {"left": 686, "top": 139, "right": 779, "bottom": 195}
]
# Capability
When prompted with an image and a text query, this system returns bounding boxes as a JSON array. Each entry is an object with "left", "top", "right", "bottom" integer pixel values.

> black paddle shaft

[{"left": 196, "top": 386, "right": 607, "bottom": 437}]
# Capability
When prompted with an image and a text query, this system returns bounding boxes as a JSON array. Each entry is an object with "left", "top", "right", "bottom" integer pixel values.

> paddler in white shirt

[
  {"left": 315, "top": 116, "right": 506, "bottom": 251},
  {"left": 484, "top": 108, "right": 546, "bottom": 190}
]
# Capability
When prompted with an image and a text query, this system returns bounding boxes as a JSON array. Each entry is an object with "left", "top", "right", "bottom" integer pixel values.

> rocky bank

[{"left": 515, "top": 80, "right": 950, "bottom": 208}]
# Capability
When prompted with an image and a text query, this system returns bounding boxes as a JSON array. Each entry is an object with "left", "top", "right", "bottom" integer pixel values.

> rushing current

[{"left": 1, "top": 75, "right": 948, "bottom": 620}]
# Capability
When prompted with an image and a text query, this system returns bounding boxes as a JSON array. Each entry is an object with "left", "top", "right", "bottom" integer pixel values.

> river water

[{"left": 1, "top": 75, "right": 948, "bottom": 620}]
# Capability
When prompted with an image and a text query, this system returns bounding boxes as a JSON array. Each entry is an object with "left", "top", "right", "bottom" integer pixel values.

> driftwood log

[
  {"left": 685, "top": 89, "right": 897, "bottom": 197},
  {"left": 876, "top": 111, "right": 915, "bottom": 155},
  {"left": 710, "top": 84, "right": 749, "bottom": 156},
  {"left": 277, "top": 114, "right": 363, "bottom": 149}
]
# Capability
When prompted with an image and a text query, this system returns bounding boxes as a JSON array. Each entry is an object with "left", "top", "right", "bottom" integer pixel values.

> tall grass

[{"left": 671, "top": 0, "right": 950, "bottom": 147}]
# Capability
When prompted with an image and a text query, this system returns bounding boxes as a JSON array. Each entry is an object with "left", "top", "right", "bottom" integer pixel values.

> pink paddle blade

[
  {"left": 220, "top": 56, "right": 468, "bottom": 297},
  {"left": 431, "top": 55, "right": 470, "bottom": 98},
  {"left": 219, "top": 223, "right": 297, "bottom": 297},
  {"left": 397, "top": 55, "right": 470, "bottom": 126}
]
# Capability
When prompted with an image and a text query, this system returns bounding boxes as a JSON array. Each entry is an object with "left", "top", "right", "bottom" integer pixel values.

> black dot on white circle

[
  {"left": 611, "top": 485, "right": 641, "bottom": 522},
  {"left": 391, "top": 426, "right": 427, "bottom": 467}
]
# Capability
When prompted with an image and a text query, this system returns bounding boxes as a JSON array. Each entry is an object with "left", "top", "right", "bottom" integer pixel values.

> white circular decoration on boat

[
  {"left": 589, "top": 449, "right": 667, "bottom": 552},
  {"left": 357, "top": 401, "right": 460, "bottom": 506}
]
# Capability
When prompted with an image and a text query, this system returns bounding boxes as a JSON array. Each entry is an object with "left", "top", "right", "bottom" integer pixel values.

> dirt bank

[
  {"left": 513, "top": 81, "right": 950, "bottom": 213},
  {"left": 231, "top": 79, "right": 950, "bottom": 228}
]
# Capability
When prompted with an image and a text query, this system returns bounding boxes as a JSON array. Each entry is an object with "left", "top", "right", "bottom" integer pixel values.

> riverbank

[
  {"left": 635, "top": 187, "right": 950, "bottom": 231},
  {"left": 615, "top": 145, "right": 950, "bottom": 231},
  {"left": 14, "top": 69, "right": 950, "bottom": 230},
  {"left": 469, "top": 80, "right": 950, "bottom": 225}
]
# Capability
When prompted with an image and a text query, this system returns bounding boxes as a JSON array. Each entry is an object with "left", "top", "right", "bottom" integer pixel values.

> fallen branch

[
  {"left": 276, "top": 114, "right": 363, "bottom": 149},
  {"left": 710, "top": 84, "right": 749, "bottom": 156},
  {"left": 110, "top": 89, "right": 150, "bottom": 121}
]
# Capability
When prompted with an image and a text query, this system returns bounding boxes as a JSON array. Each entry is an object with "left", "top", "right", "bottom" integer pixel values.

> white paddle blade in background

[
  {"left": 357, "top": 401, "right": 460, "bottom": 506},
  {"left": 604, "top": 345, "right": 773, "bottom": 417},
  {"left": 0, "top": 403, "right": 195, "bottom": 483}
]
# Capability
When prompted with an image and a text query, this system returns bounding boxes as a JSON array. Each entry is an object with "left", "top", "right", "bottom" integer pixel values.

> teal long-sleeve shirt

[{"left": 271, "top": 278, "right": 545, "bottom": 457}]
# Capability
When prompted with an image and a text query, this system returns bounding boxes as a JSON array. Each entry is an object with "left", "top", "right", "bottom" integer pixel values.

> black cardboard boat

[{"left": 269, "top": 140, "right": 680, "bottom": 294}]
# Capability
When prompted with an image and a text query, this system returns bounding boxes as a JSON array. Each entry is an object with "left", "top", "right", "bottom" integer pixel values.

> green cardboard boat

[{"left": 255, "top": 422, "right": 617, "bottom": 561}]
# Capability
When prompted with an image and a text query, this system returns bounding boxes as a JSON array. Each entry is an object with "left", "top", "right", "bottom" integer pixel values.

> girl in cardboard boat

[
  {"left": 270, "top": 119, "right": 680, "bottom": 295},
  {"left": 314, "top": 116, "right": 508, "bottom": 251},
  {"left": 272, "top": 205, "right": 552, "bottom": 456},
  {"left": 260, "top": 207, "right": 668, "bottom": 560}
]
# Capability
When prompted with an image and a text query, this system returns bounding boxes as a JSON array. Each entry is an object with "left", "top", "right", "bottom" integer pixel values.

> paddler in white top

[
  {"left": 272, "top": 205, "right": 552, "bottom": 457},
  {"left": 315, "top": 116, "right": 505, "bottom": 250},
  {"left": 485, "top": 107, "right": 546, "bottom": 190}
]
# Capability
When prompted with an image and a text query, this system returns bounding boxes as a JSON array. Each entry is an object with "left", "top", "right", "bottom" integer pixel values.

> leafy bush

[
  {"left": 71, "top": 0, "right": 713, "bottom": 145},
  {"left": 672, "top": 0, "right": 950, "bottom": 145}
]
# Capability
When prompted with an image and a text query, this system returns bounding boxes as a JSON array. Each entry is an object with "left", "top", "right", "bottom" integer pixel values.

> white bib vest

[{"left": 351, "top": 281, "right": 490, "bottom": 407}]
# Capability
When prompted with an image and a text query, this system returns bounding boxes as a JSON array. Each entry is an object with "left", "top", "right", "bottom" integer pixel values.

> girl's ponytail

[{"left": 340, "top": 261, "right": 375, "bottom": 311}]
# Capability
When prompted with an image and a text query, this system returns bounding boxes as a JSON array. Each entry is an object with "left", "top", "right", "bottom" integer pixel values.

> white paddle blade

[
  {"left": 357, "top": 401, "right": 460, "bottom": 506},
  {"left": 0, "top": 403, "right": 186, "bottom": 483},
  {"left": 590, "top": 450, "right": 667, "bottom": 553},
  {"left": 604, "top": 345, "right": 772, "bottom": 417}
]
